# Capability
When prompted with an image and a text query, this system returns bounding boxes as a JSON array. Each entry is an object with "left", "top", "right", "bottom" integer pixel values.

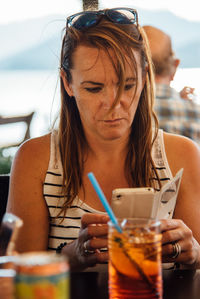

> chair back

[{"left": 0, "top": 111, "right": 35, "bottom": 147}]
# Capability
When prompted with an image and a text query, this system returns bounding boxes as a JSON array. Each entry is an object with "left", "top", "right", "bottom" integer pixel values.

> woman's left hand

[{"left": 160, "top": 219, "right": 200, "bottom": 268}]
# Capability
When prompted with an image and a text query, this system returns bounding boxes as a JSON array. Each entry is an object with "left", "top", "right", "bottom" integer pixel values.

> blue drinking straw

[{"left": 87, "top": 172, "right": 122, "bottom": 233}]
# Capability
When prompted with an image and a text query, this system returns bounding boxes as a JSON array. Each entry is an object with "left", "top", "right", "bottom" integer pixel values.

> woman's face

[{"left": 62, "top": 45, "right": 145, "bottom": 142}]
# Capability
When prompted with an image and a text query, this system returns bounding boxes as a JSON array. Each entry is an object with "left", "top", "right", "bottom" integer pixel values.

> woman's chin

[{"left": 99, "top": 130, "right": 129, "bottom": 141}]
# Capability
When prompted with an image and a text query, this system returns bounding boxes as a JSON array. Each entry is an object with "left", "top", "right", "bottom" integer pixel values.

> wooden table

[{"left": 70, "top": 268, "right": 200, "bottom": 299}]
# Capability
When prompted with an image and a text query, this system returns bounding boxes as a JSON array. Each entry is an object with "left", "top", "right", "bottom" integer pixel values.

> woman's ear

[{"left": 60, "top": 68, "right": 74, "bottom": 97}]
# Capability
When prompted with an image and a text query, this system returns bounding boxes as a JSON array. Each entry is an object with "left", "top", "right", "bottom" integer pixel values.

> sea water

[{"left": 0, "top": 68, "right": 200, "bottom": 148}]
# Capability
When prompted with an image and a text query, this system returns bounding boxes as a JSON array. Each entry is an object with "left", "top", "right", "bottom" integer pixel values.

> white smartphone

[{"left": 111, "top": 187, "right": 156, "bottom": 219}]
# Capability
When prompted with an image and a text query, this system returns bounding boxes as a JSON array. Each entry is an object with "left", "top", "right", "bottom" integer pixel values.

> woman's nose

[{"left": 102, "top": 87, "right": 120, "bottom": 109}]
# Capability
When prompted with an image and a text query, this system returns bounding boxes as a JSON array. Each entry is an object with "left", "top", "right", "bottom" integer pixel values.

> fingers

[
  {"left": 63, "top": 239, "right": 108, "bottom": 271},
  {"left": 160, "top": 218, "right": 182, "bottom": 233},
  {"left": 81, "top": 213, "right": 109, "bottom": 229},
  {"left": 160, "top": 219, "right": 200, "bottom": 266},
  {"left": 80, "top": 213, "right": 109, "bottom": 245},
  {"left": 80, "top": 227, "right": 108, "bottom": 254},
  {"left": 79, "top": 243, "right": 108, "bottom": 269},
  {"left": 82, "top": 250, "right": 109, "bottom": 266},
  {"left": 162, "top": 242, "right": 197, "bottom": 265},
  {"left": 87, "top": 224, "right": 108, "bottom": 238},
  {"left": 79, "top": 223, "right": 108, "bottom": 242},
  {"left": 160, "top": 219, "right": 192, "bottom": 245},
  {"left": 180, "top": 86, "right": 195, "bottom": 100},
  {"left": 162, "top": 240, "right": 181, "bottom": 255},
  {"left": 84, "top": 238, "right": 108, "bottom": 251},
  {"left": 96, "top": 250, "right": 109, "bottom": 263},
  {"left": 65, "top": 213, "right": 114, "bottom": 271},
  {"left": 162, "top": 227, "right": 192, "bottom": 245},
  {"left": 78, "top": 214, "right": 109, "bottom": 256}
]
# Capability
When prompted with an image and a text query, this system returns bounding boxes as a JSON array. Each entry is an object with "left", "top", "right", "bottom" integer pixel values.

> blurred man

[{"left": 143, "top": 25, "right": 200, "bottom": 146}]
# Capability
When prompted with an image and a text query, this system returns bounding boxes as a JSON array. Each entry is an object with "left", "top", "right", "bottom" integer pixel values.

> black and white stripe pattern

[
  {"left": 44, "top": 170, "right": 105, "bottom": 250},
  {"left": 43, "top": 129, "right": 173, "bottom": 250}
]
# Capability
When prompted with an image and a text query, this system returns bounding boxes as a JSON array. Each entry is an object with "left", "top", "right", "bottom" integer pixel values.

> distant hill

[
  {"left": 138, "top": 8, "right": 200, "bottom": 47},
  {"left": 0, "top": 8, "right": 200, "bottom": 69},
  {"left": 177, "top": 41, "right": 200, "bottom": 67},
  {"left": 0, "top": 34, "right": 62, "bottom": 70},
  {"left": 137, "top": 8, "right": 200, "bottom": 68},
  {"left": 0, "top": 15, "right": 65, "bottom": 60}
]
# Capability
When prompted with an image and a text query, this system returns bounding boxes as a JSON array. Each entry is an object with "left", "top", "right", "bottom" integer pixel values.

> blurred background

[{"left": 1, "top": 0, "right": 200, "bottom": 173}]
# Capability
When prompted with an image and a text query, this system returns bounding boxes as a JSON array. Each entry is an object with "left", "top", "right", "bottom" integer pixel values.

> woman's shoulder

[
  {"left": 163, "top": 131, "right": 200, "bottom": 175},
  {"left": 12, "top": 133, "right": 51, "bottom": 176},
  {"left": 163, "top": 131, "right": 200, "bottom": 153},
  {"left": 17, "top": 133, "right": 50, "bottom": 157}
]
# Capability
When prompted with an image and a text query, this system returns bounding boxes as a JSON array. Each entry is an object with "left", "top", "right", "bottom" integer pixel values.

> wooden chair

[
  {"left": 0, "top": 111, "right": 35, "bottom": 148},
  {"left": 0, "top": 175, "right": 9, "bottom": 224}
]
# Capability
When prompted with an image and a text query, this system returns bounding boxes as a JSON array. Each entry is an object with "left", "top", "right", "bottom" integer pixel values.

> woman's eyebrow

[
  {"left": 81, "top": 77, "right": 136, "bottom": 85},
  {"left": 126, "top": 77, "right": 136, "bottom": 82},
  {"left": 81, "top": 81, "right": 103, "bottom": 86},
  {"left": 116, "top": 77, "right": 136, "bottom": 85}
]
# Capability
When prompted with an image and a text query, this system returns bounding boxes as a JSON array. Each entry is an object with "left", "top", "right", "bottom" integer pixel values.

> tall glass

[
  {"left": 15, "top": 252, "right": 69, "bottom": 299},
  {"left": 108, "top": 218, "right": 162, "bottom": 299}
]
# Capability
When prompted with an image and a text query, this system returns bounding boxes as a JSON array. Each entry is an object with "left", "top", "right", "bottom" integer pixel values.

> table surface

[{"left": 70, "top": 268, "right": 200, "bottom": 299}]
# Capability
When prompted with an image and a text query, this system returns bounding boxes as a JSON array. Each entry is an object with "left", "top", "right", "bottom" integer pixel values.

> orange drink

[{"left": 108, "top": 218, "right": 162, "bottom": 299}]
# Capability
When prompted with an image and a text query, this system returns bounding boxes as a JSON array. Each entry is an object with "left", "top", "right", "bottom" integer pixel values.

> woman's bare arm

[
  {"left": 6, "top": 134, "right": 50, "bottom": 253},
  {"left": 164, "top": 132, "right": 200, "bottom": 242},
  {"left": 161, "top": 133, "right": 200, "bottom": 266}
]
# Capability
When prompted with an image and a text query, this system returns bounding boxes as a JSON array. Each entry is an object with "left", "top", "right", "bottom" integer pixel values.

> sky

[{"left": 1, "top": 0, "right": 200, "bottom": 25}]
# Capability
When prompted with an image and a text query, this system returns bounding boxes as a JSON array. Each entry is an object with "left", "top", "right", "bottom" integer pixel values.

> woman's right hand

[{"left": 62, "top": 213, "right": 109, "bottom": 271}]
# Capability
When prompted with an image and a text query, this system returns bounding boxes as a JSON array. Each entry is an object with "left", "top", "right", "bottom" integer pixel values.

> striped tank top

[{"left": 43, "top": 130, "right": 173, "bottom": 251}]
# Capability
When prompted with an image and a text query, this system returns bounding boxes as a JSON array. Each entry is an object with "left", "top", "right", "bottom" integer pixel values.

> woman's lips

[{"left": 103, "top": 118, "right": 123, "bottom": 123}]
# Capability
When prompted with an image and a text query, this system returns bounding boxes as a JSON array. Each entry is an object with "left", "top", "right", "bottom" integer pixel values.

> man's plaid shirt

[{"left": 154, "top": 84, "right": 200, "bottom": 146}]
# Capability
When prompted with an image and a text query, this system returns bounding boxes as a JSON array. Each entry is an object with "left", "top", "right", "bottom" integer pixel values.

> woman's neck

[{"left": 85, "top": 134, "right": 130, "bottom": 162}]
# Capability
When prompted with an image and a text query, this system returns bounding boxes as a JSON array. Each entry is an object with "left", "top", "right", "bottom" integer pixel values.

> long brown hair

[{"left": 58, "top": 16, "right": 160, "bottom": 212}]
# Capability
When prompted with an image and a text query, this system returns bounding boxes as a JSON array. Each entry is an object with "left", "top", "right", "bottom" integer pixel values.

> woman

[{"left": 7, "top": 8, "right": 200, "bottom": 271}]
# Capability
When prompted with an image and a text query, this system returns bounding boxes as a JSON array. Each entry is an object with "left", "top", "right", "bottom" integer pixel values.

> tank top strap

[
  {"left": 48, "top": 130, "right": 63, "bottom": 173},
  {"left": 152, "top": 129, "right": 173, "bottom": 180}
]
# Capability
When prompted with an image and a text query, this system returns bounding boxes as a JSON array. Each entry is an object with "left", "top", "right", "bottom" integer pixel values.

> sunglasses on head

[{"left": 67, "top": 7, "right": 138, "bottom": 30}]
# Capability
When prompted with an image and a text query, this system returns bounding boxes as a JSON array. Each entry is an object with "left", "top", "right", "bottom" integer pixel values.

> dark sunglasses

[{"left": 67, "top": 7, "right": 138, "bottom": 30}]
